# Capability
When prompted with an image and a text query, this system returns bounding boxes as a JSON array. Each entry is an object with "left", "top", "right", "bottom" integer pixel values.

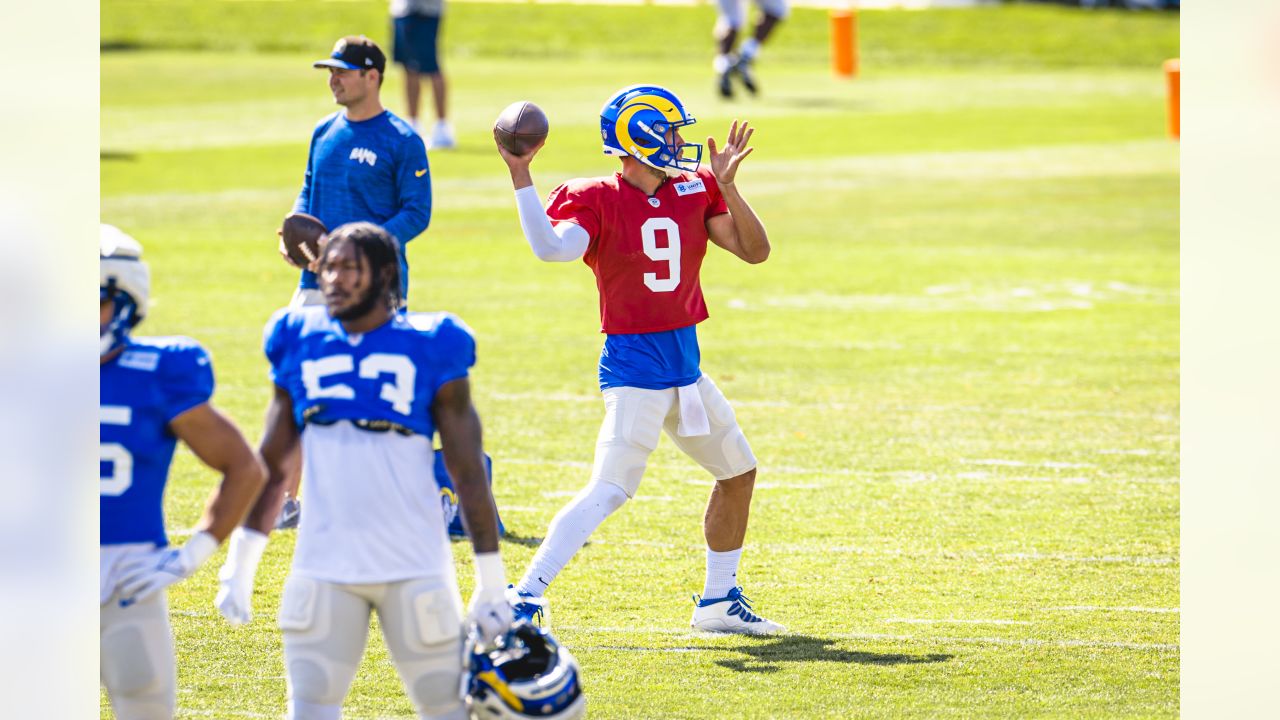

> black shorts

[{"left": 392, "top": 14, "right": 441, "bottom": 74}]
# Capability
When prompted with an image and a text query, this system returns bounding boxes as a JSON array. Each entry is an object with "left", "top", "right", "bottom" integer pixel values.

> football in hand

[
  {"left": 494, "top": 101, "right": 549, "bottom": 156},
  {"left": 280, "top": 212, "right": 327, "bottom": 268}
]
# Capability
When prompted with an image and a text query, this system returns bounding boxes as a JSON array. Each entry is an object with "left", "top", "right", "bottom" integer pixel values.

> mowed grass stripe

[{"left": 101, "top": 139, "right": 1177, "bottom": 222}]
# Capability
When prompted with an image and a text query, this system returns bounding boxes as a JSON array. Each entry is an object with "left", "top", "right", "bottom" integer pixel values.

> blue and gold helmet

[
  {"left": 465, "top": 621, "right": 585, "bottom": 720},
  {"left": 600, "top": 84, "right": 701, "bottom": 177}
]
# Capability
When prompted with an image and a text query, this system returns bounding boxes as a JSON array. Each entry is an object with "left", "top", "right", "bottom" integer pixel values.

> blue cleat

[
  {"left": 691, "top": 586, "right": 784, "bottom": 635},
  {"left": 507, "top": 585, "right": 549, "bottom": 629}
]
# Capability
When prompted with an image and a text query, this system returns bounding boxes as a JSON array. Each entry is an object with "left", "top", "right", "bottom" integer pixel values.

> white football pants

[
  {"left": 100, "top": 588, "right": 176, "bottom": 720},
  {"left": 279, "top": 574, "right": 466, "bottom": 720}
]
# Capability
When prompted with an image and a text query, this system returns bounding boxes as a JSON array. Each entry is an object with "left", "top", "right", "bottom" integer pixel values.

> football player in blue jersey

[
  {"left": 219, "top": 222, "right": 514, "bottom": 720},
  {"left": 100, "top": 225, "right": 267, "bottom": 720}
]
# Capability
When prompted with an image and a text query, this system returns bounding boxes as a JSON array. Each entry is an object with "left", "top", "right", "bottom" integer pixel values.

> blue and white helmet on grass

[
  {"left": 600, "top": 84, "right": 701, "bottom": 177},
  {"left": 100, "top": 224, "right": 150, "bottom": 357},
  {"left": 465, "top": 621, "right": 585, "bottom": 720}
]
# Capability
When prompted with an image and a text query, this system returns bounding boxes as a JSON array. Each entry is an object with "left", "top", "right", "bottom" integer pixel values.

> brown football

[
  {"left": 280, "top": 212, "right": 327, "bottom": 268},
  {"left": 494, "top": 101, "right": 549, "bottom": 155}
]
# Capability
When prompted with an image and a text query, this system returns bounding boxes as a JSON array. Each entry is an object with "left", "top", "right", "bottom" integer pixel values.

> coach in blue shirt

[
  {"left": 276, "top": 35, "right": 432, "bottom": 530},
  {"left": 290, "top": 35, "right": 431, "bottom": 305}
]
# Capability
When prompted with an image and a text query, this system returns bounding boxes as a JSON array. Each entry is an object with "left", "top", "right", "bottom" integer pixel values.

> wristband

[
  {"left": 474, "top": 552, "right": 507, "bottom": 594},
  {"left": 222, "top": 527, "right": 269, "bottom": 576},
  {"left": 184, "top": 530, "right": 219, "bottom": 570}
]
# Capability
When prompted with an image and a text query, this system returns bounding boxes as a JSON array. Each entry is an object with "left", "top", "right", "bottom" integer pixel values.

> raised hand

[
  {"left": 493, "top": 128, "right": 545, "bottom": 167},
  {"left": 707, "top": 120, "right": 756, "bottom": 187}
]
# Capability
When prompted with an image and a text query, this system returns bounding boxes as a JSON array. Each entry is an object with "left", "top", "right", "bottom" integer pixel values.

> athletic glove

[
  {"left": 467, "top": 552, "right": 514, "bottom": 647},
  {"left": 215, "top": 527, "right": 269, "bottom": 626},
  {"left": 117, "top": 531, "right": 218, "bottom": 606}
]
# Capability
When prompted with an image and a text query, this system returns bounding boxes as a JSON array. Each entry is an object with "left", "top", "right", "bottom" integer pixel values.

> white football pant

[
  {"left": 100, "top": 587, "right": 176, "bottom": 720},
  {"left": 279, "top": 574, "right": 466, "bottom": 720}
]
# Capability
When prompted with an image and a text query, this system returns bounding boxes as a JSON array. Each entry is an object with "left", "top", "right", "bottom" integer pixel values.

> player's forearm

[
  {"left": 383, "top": 205, "right": 431, "bottom": 246},
  {"left": 721, "top": 183, "right": 770, "bottom": 263},
  {"left": 456, "top": 476, "right": 502, "bottom": 554},
  {"left": 441, "top": 420, "right": 502, "bottom": 552},
  {"left": 243, "top": 465, "right": 289, "bottom": 535},
  {"left": 242, "top": 394, "right": 298, "bottom": 534},
  {"left": 505, "top": 163, "right": 534, "bottom": 191},
  {"left": 514, "top": 186, "right": 588, "bottom": 262},
  {"left": 198, "top": 452, "right": 268, "bottom": 542}
]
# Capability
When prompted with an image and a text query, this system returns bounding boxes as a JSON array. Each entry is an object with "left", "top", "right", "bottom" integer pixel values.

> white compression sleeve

[{"left": 514, "top": 185, "right": 589, "bottom": 262}]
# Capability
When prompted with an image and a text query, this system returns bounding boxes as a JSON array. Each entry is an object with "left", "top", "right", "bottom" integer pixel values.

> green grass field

[{"left": 101, "top": 2, "right": 1179, "bottom": 717}]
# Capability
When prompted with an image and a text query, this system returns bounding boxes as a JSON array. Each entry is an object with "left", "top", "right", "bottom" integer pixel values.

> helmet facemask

[{"left": 636, "top": 115, "right": 702, "bottom": 177}]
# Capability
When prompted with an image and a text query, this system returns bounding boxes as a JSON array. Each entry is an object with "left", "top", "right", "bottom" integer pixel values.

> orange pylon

[{"left": 831, "top": 10, "right": 858, "bottom": 79}]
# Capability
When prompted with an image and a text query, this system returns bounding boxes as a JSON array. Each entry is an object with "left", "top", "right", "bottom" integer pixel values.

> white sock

[
  {"left": 713, "top": 53, "right": 735, "bottom": 73},
  {"left": 517, "top": 481, "right": 629, "bottom": 597},
  {"left": 740, "top": 38, "right": 761, "bottom": 62},
  {"left": 702, "top": 547, "right": 743, "bottom": 600}
]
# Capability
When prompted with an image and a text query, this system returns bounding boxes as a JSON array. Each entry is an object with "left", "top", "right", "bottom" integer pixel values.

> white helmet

[
  {"left": 465, "top": 621, "right": 586, "bottom": 720},
  {"left": 100, "top": 224, "right": 150, "bottom": 356}
]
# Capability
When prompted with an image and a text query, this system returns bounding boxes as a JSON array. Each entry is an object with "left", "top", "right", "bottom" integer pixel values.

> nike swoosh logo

[{"left": 415, "top": 169, "right": 427, "bottom": 177}]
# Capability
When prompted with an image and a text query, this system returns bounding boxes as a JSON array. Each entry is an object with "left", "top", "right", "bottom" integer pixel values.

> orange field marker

[
  {"left": 831, "top": 9, "right": 858, "bottom": 79},
  {"left": 1164, "top": 58, "right": 1180, "bottom": 140}
]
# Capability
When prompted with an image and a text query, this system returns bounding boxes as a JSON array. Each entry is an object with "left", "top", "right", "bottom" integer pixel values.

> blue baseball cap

[{"left": 314, "top": 36, "right": 386, "bottom": 74}]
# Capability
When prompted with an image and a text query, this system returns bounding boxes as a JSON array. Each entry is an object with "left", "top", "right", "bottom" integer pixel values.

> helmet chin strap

[
  {"left": 100, "top": 294, "right": 135, "bottom": 358},
  {"left": 100, "top": 329, "right": 117, "bottom": 357}
]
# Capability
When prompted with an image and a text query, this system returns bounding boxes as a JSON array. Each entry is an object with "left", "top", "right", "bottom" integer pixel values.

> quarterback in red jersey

[{"left": 495, "top": 84, "right": 783, "bottom": 634}]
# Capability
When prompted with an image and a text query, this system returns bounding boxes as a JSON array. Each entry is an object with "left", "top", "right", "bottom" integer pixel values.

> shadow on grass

[
  {"left": 500, "top": 531, "right": 546, "bottom": 548},
  {"left": 595, "top": 635, "right": 952, "bottom": 674},
  {"left": 713, "top": 634, "right": 952, "bottom": 674},
  {"left": 102, "top": 151, "right": 137, "bottom": 162},
  {"left": 450, "top": 530, "right": 545, "bottom": 548}
]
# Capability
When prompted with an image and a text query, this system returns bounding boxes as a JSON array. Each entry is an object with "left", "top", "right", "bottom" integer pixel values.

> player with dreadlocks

[{"left": 217, "top": 222, "right": 515, "bottom": 720}]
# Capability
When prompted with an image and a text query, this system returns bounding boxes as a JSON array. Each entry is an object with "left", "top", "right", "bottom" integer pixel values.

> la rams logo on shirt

[
  {"left": 674, "top": 178, "right": 706, "bottom": 196},
  {"left": 349, "top": 147, "right": 378, "bottom": 166}
]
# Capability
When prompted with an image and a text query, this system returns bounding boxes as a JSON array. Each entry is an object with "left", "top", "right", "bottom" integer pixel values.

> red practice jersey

[{"left": 545, "top": 167, "right": 729, "bottom": 334}]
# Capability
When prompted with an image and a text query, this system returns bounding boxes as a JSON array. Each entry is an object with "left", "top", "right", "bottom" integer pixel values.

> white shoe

[
  {"left": 690, "top": 586, "right": 785, "bottom": 635},
  {"left": 429, "top": 121, "right": 456, "bottom": 150}
]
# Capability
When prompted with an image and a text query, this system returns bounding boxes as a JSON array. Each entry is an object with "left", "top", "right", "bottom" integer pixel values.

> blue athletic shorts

[{"left": 393, "top": 14, "right": 442, "bottom": 74}]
